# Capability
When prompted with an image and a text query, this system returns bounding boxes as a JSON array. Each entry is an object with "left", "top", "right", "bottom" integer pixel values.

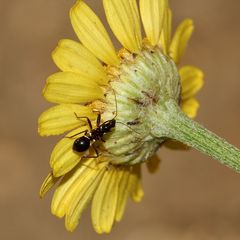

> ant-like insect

[
  {"left": 70, "top": 112, "right": 116, "bottom": 158},
  {"left": 68, "top": 89, "right": 120, "bottom": 158}
]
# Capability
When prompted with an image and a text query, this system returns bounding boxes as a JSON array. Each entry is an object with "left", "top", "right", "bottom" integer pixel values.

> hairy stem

[{"left": 150, "top": 99, "right": 240, "bottom": 172}]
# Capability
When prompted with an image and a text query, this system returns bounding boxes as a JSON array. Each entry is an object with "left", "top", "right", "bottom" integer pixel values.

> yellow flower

[{"left": 39, "top": 0, "right": 204, "bottom": 234}]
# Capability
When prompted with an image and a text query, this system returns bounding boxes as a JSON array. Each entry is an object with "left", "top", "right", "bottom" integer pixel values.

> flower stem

[{"left": 150, "top": 99, "right": 240, "bottom": 172}]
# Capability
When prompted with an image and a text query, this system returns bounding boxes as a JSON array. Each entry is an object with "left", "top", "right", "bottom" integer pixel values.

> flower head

[{"left": 39, "top": 0, "right": 203, "bottom": 233}]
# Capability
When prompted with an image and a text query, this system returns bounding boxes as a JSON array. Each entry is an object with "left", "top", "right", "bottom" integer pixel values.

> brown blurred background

[{"left": 1, "top": 0, "right": 240, "bottom": 239}]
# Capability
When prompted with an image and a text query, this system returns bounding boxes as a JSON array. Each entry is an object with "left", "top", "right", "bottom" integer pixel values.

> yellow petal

[
  {"left": 180, "top": 65, "right": 204, "bottom": 100},
  {"left": 140, "top": 0, "right": 167, "bottom": 46},
  {"left": 130, "top": 165, "right": 144, "bottom": 203},
  {"left": 65, "top": 162, "right": 106, "bottom": 232},
  {"left": 182, "top": 98, "right": 200, "bottom": 119},
  {"left": 50, "top": 126, "right": 89, "bottom": 177},
  {"left": 146, "top": 154, "right": 161, "bottom": 173},
  {"left": 169, "top": 19, "right": 194, "bottom": 64},
  {"left": 38, "top": 104, "right": 96, "bottom": 136},
  {"left": 70, "top": 0, "right": 119, "bottom": 65},
  {"left": 159, "top": 8, "right": 172, "bottom": 54},
  {"left": 51, "top": 158, "right": 97, "bottom": 218},
  {"left": 39, "top": 172, "right": 60, "bottom": 199},
  {"left": 131, "top": 179, "right": 144, "bottom": 202},
  {"left": 91, "top": 168, "right": 119, "bottom": 234},
  {"left": 103, "top": 0, "right": 142, "bottom": 53},
  {"left": 115, "top": 167, "right": 131, "bottom": 222},
  {"left": 52, "top": 39, "right": 107, "bottom": 85},
  {"left": 43, "top": 72, "right": 103, "bottom": 104}
]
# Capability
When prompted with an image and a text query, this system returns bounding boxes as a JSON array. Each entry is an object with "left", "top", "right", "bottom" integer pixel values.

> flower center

[{"left": 101, "top": 47, "right": 181, "bottom": 165}]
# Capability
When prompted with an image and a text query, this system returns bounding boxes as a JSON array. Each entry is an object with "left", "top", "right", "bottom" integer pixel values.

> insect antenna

[
  {"left": 109, "top": 86, "right": 141, "bottom": 135},
  {"left": 115, "top": 121, "right": 141, "bottom": 135},
  {"left": 110, "top": 87, "right": 118, "bottom": 119}
]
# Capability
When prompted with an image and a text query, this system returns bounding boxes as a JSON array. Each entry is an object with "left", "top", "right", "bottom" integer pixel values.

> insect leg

[
  {"left": 96, "top": 113, "right": 101, "bottom": 127},
  {"left": 65, "top": 130, "right": 88, "bottom": 139},
  {"left": 74, "top": 112, "right": 93, "bottom": 130}
]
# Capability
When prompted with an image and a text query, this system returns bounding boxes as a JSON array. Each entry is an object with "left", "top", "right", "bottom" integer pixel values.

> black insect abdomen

[{"left": 73, "top": 136, "right": 91, "bottom": 152}]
